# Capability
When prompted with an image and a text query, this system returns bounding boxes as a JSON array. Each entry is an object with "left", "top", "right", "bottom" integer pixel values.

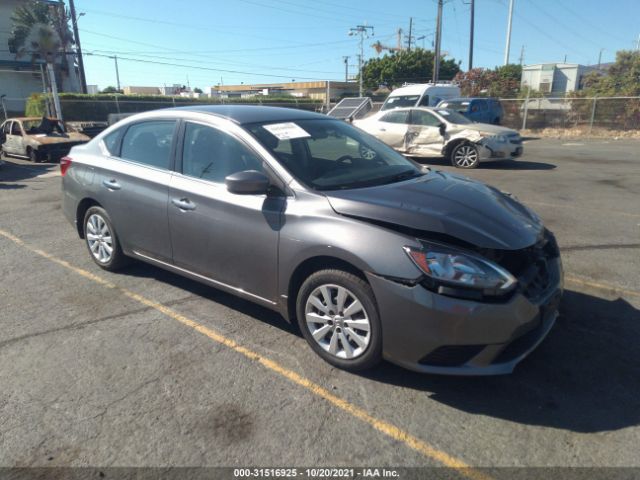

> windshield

[
  {"left": 23, "top": 119, "right": 65, "bottom": 134},
  {"left": 434, "top": 109, "right": 473, "bottom": 125},
  {"left": 247, "top": 119, "right": 423, "bottom": 191},
  {"left": 438, "top": 101, "right": 470, "bottom": 112},
  {"left": 381, "top": 95, "right": 420, "bottom": 111}
]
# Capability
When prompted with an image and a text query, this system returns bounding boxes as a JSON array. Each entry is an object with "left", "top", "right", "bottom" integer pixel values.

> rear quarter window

[
  {"left": 102, "top": 129, "right": 122, "bottom": 156},
  {"left": 120, "top": 120, "right": 176, "bottom": 169},
  {"left": 380, "top": 110, "right": 409, "bottom": 124}
]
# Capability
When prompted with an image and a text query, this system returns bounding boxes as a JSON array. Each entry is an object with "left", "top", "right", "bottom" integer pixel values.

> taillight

[{"left": 60, "top": 156, "right": 72, "bottom": 176}]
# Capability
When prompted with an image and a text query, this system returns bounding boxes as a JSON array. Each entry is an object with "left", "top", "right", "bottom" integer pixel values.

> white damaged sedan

[{"left": 353, "top": 107, "right": 523, "bottom": 169}]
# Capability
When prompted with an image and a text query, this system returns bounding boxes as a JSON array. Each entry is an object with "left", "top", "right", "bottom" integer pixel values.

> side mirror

[
  {"left": 225, "top": 170, "right": 270, "bottom": 195},
  {"left": 438, "top": 123, "right": 447, "bottom": 136}
]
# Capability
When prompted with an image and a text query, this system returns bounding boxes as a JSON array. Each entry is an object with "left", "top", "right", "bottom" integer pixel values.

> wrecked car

[
  {"left": 353, "top": 107, "right": 523, "bottom": 169},
  {"left": 62, "top": 106, "right": 561, "bottom": 375},
  {"left": 0, "top": 117, "right": 90, "bottom": 162}
]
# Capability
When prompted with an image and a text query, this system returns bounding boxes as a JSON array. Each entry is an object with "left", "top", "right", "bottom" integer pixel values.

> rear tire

[
  {"left": 296, "top": 269, "right": 382, "bottom": 371},
  {"left": 83, "top": 206, "right": 129, "bottom": 271},
  {"left": 450, "top": 142, "right": 480, "bottom": 169}
]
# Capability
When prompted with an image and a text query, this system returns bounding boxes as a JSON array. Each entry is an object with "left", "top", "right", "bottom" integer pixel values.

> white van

[{"left": 380, "top": 83, "right": 461, "bottom": 111}]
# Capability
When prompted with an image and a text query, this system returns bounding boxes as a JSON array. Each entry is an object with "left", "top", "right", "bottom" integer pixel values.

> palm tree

[{"left": 9, "top": 1, "right": 77, "bottom": 119}]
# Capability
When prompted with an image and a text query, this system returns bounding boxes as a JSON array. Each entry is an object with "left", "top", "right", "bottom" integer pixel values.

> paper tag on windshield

[{"left": 263, "top": 122, "right": 311, "bottom": 140}]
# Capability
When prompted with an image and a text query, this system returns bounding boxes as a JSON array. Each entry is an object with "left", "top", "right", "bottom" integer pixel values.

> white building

[
  {"left": 521, "top": 63, "right": 597, "bottom": 95},
  {"left": 1, "top": 0, "right": 81, "bottom": 117}
]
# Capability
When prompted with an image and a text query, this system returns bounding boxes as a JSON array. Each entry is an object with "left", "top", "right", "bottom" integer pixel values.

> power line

[
  {"left": 80, "top": 28, "right": 353, "bottom": 56},
  {"left": 84, "top": 52, "right": 340, "bottom": 81},
  {"left": 84, "top": 49, "right": 343, "bottom": 75}
]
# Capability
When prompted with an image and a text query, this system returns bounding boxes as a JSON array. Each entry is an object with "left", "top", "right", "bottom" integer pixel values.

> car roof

[
  {"left": 442, "top": 97, "right": 497, "bottom": 102},
  {"left": 170, "top": 105, "right": 328, "bottom": 125},
  {"left": 388, "top": 83, "right": 460, "bottom": 96}
]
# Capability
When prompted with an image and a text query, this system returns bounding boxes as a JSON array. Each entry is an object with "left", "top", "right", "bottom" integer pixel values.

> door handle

[
  {"left": 102, "top": 179, "right": 121, "bottom": 190},
  {"left": 171, "top": 197, "right": 196, "bottom": 211},
  {"left": 379, "top": 128, "right": 386, "bottom": 131}
]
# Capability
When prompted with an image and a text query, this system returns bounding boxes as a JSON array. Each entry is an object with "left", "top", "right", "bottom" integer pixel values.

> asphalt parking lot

[{"left": 1, "top": 138, "right": 639, "bottom": 475}]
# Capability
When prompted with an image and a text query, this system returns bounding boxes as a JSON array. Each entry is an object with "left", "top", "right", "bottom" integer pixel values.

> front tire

[
  {"left": 83, "top": 206, "right": 128, "bottom": 271},
  {"left": 450, "top": 142, "right": 480, "bottom": 169},
  {"left": 27, "top": 147, "right": 39, "bottom": 163},
  {"left": 296, "top": 269, "right": 382, "bottom": 371}
]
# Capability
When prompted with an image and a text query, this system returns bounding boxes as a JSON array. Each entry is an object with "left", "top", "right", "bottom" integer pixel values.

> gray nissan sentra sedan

[{"left": 61, "top": 105, "right": 563, "bottom": 375}]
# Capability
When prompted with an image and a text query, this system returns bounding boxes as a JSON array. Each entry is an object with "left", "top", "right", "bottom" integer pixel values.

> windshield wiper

[
  {"left": 382, "top": 170, "right": 423, "bottom": 185},
  {"left": 318, "top": 170, "right": 422, "bottom": 191}
]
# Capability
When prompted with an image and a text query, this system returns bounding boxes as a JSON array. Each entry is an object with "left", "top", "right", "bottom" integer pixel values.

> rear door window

[
  {"left": 10, "top": 122, "right": 22, "bottom": 135},
  {"left": 120, "top": 120, "right": 176, "bottom": 169},
  {"left": 409, "top": 110, "right": 441, "bottom": 127},
  {"left": 380, "top": 110, "right": 409, "bottom": 124}
]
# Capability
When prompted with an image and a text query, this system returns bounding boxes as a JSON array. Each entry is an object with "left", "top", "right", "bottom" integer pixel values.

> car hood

[
  {"left": 324, "top": 171, "right": 543, "bottom": 250},
  {"left": 27, "top": 132, "right": 89, "bottom": 145},
  {"left": 451, "top": 123, "right": 517, "bottom": 135}
]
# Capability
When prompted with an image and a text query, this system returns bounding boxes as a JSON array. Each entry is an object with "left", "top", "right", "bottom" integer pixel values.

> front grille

[
  {"left": 476, "top": 230, "right": 559, "bottom": 302},
  {"left": 419, "top": 345, "right": 486, "bottom": 367}
]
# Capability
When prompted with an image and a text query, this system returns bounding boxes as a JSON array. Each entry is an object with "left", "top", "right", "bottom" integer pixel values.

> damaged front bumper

[
  {"left": 366, "top": 255, "right": 562, "bottom": 376},
  {"left": 478, "top": 136, "right": 524, "bottom": 161}
]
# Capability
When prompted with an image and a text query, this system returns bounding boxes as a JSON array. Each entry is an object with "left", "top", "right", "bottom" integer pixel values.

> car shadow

[
  {"left": 0, "top": 157, "right": 58, "bottom": 184},
  {"left": 116, "top": 261, "right": 300, "bottom": 336},
  {"left": 362, "top": 289, "right": 640, "bottom": 434},
  {"left": 113, "top": 261, "right": 640, "bottom": 434},
  {"left": 413, "top": 157, "right": 556, "bottom": 171}
]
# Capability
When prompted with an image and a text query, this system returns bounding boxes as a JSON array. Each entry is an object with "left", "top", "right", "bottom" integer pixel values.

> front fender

[{"left": 277, "top": 193, "right": 423, "bottom": 301}]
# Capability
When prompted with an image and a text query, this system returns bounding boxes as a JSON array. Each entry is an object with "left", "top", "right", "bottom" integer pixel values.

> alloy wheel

[
  {"left": 304, "top": 284, "right": 371, "bottom": 360},
  {"left": 86, "top": 213, "right": 113, "bottom": 263},
  {"left": 453, "top": 145, "right": 479, "bottom": 168}
]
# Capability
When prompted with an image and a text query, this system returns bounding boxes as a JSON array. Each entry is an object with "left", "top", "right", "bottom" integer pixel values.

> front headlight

[
  {"left": 481, "top": 133, "right": 508, "bottom": 143},
  {"left": 404, "top": 244, "right": 517, "bottom": 296}
]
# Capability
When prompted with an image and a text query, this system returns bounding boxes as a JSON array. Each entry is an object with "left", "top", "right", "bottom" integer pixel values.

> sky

[{"left": 74, "top": 0, "right": 640, "bottom": 91}]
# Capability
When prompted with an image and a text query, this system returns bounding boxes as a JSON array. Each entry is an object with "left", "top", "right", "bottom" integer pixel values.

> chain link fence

[
  {"left": 2, "top": 95, "right": 639, "bottom": 133},
  {"left": 499, "top": 97, "right": 640, "bottom": 132},
  {"left": 344, "top": 97, "right": 640, "bottom": 133}
]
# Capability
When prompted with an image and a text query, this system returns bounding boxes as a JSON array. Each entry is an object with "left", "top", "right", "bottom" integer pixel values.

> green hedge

[{"left": 26, "top": 93, "right": 323, "bottom": 122}]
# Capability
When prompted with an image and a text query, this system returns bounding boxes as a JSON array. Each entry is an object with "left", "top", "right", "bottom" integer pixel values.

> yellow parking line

[
  {"left": 565, "top": 275, "right": 640, "bottom": 298},
  {"left": 0, "top": 228, "right": 491, "bottom": 480}
]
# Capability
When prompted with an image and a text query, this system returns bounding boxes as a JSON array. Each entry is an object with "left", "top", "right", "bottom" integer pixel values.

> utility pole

[
  {"left": 68, "top": 0, "right": 87, "bottom": 94},
  {"left": 433, "top": 0, "right": 444, "bottom": 83},
  {"left": 468, "top": 0, "right": 474, "bottom": 70},
  {"left": 597, "top": 48, "right": 604, "bottom": 69},
  {"left": 503, "top": 0, "right": 514, "bottom": 65},
  {"left": 407, "top": 17, "right": 413, "bottom": 51},
  {"left": 47, "top": 62, "right": 63, "bottom": 121},
  {"left": 343, "top": 56, "right": 350, "bottom": 82},
  {"left": 0, "top": 95, "right": 7, "bottom": 121},
  {"left": 114, "top": 55, "right": 121, "bottom": 91},
  {"left": 518, "top": 45, "right": 525, "bottom": 66},
  {"left": 349, "top": 25, "right": 374, "bottom": 97}
]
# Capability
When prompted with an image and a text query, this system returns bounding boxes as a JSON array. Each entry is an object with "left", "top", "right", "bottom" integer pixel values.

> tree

[
  {"left": 193, "top": 87, "right": 203, "bottom": 94},
  {"left": 101, "top": 86, "right": 123, "bottom": 94},
  {"left": 9, "top": 1, "right": 75, "bottom": 89},
  {"left": 572, "top": 50, "right": 640, "bottom": 129},
  {"left": 581, "top": 50, "right": 640, "bottom": 97},
  {"left": 361, "top": 48, "right": 460, "bottom": 90},
  {"left": 454, "top": 64, "right": 522, "bottom": 98}
]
